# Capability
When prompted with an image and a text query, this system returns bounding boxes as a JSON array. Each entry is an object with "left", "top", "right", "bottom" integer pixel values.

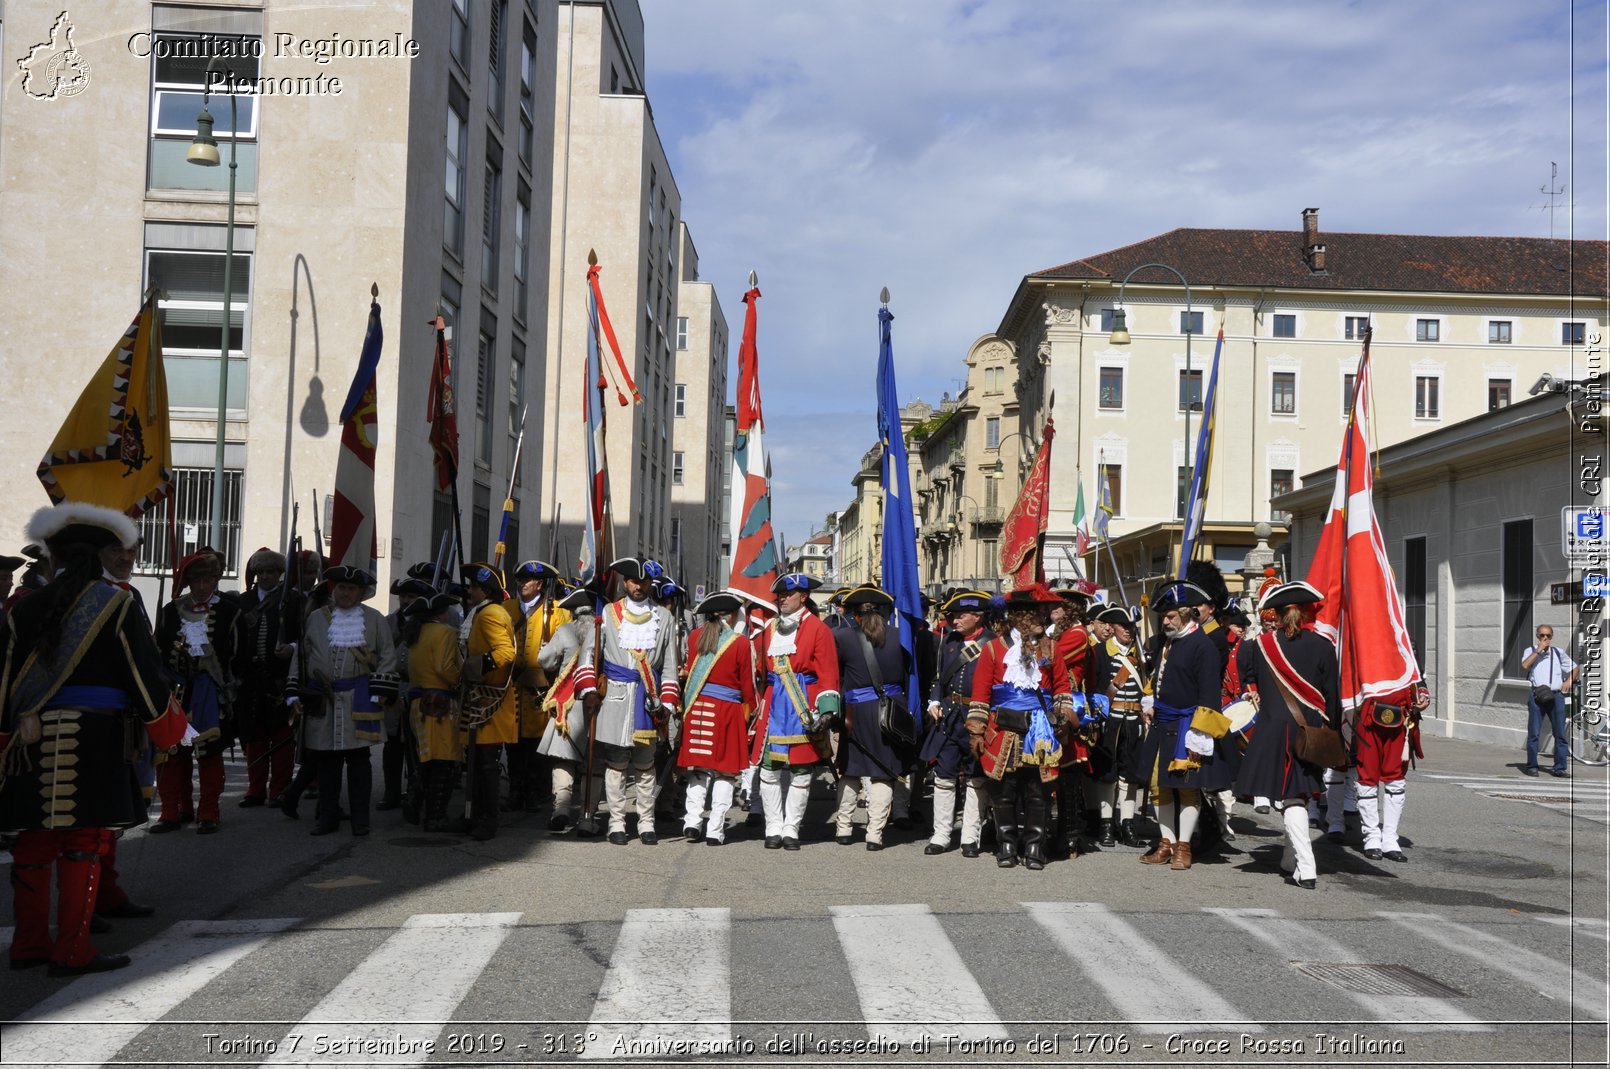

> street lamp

[
  {"left": 989, "top": 429, "right": 1036, "bottom": 484},
  {"left": 187, "top": 56, "right": 238, "bottom": 557},
  {"left": 1109, "top": 262, "right": 1193, "bottom": 519}
]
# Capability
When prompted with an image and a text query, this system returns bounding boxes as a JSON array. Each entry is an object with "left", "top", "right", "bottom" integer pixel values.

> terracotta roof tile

[{"left": 1033, "top": 227, "right": 1607, "bottom": 296}]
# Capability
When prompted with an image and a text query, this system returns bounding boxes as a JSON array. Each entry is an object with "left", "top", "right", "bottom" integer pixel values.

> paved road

[{"left": 1, "top": 735, "right": 1605, "bottom": 1067}]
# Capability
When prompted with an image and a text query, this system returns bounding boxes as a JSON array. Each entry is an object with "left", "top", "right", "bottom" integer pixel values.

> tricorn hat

[
  {"left": 1258, "top": 580, "right": 1324, "bottom": 612},
  {"left": 940, "top": 589, "right": 991, "bottom": 616},
  {"left": 998, "top": 583, "right": 1064, "bottom": 608},
  {"left": 1150, "top": 578, "right": 1213, "bottom": 615},
  {"left": 323, "top": 563, "right": 377, "bottom": 589},
  {"left": 512, "top": 560, "right": 561, "bottom": 584},
  {"left": 0, "top": 554, "right": 25, "bottom": 572},
  {"left": 1093, "top": 604, "right": 1135, "bottom": 627},
  {"left": 841, "top": 585, "right": 895, "bottom": 612},
  {"left": 404, "top": 590, "right": 457, "bottom": 618},
  {"left": 390, "top": 577, "right": 435, "bottom": 599},
  {"left": 771, "top": 572, "right": 822, "bottom": 595},
  {"left": 693, "top": 591, "right": 741, "bottom": 617},
  {"left": 461, "top": 561, "right": 507, "bottom": 597},
  {"left": 609, "top": 556, "right": 667, "bottom": 582}
]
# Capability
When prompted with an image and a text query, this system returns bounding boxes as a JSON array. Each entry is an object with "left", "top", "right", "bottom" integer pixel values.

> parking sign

[{"left": 1563, "top": 506, "right": 1606, "bottom": 562}]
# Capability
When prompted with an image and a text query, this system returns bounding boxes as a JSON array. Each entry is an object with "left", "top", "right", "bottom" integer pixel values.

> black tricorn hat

[
  {"left": 1150, "top": 578, "right": 1212, "bottom": 615},
  {"left": 694, "top": 591, "right": 742, "bottom": 616},
  {"left": 323, "top": 564, "right": 377, "bottom": 589},
  {"left": 404, "top": 590, "right": 458, "bottom": 617},
  {"left": 1258, "top": 581, "right": 1324, "bottom": 611},
  {"left": 1093, "top": 604, "right": 1135, "bottom": 627},
  {"left": 841, "top": 585, "right": 896, "bottom": 612}
]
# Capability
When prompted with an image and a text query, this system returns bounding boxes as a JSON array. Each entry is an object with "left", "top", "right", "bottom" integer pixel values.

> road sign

[
  {"left": 1586, "top": 574, "right": 1610, "bottom": 599},
  {"left": 1563, "top": 506, "right": 1606, "bottom": 562}
]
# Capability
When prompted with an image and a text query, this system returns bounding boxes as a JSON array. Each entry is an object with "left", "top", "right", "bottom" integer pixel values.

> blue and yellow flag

[
  {"left": 1177, "top": 326, "right": 1224, "bottom": 569},
  {"left": 37, "top": 291, "right": 173, "bottom": 518}
]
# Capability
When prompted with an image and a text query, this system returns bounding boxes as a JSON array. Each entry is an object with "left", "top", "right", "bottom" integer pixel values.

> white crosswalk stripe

[
  {"left": 583, "top": 908, "right": 731, "bottom": 1060},
  {"left": 830, "top": 903, "right": 1007, "bottom": 1046},
  {"left": 1205, "top": 907, "right": 1490, "bottom": 1031},
  {"left": 1380, "top": 912, "right": 1609, "bottom": 1018},
  {"left": 1, "top": 918, "right": 298, "bottom": 1067},
  {"left": 264, "top": 912, "right": 521, "bottom": 1066},
  {"left": 7, "top": 902, "right": 1594, "bottom": 1064},
  {"left": 1419, "top": 772, "right": 1610, "bottom": 823},
  {"left": 1025, "top": 901, "right": 1259, "bottom": 1033}
]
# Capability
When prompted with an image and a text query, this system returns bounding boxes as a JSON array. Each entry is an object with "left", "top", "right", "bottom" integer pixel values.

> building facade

[
  {"left": 0, "top": 0, "right": 561, "bottom": 600},
  {"left": 1278, "top": 388, "right": 1607, "bottom": 756},
  {"left": 990, "top": 209, "right": 1607, "bottom": 591},
  {"left": 670, "top": 223, "right": 729, "bottom": 596}
]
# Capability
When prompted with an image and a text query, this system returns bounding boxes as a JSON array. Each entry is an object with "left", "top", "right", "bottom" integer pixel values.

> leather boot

[
  {"left": 1117, "top": 818, "right": 1143, "bottom": 847},
  {"left": 523, "top": 742, "right": 547, "bottom": 812},
  {"left": 503, "top": 742, "right": 527, "bottom": 812},
  {"left": 995, "top": 819, "right": 1020, "bottom": 867},
  {"left": 470, "top": 745, "right": 500, "bottom": 841},
  {"left": 1140, "top": 838, "right": 1175, "bottom": 865},
  {"left": 55, "top": 831, "right": 107, "bottom": 968},
  {"left": 1023, "top": 780, "right": 1049, "bottom": 870},
  {"left": 1171, "top": 840, "right": 1194, "bottom": 870},
  {"left": 1097, "top": 820, "right": 1116, "bottom": 848},
  {"left": 377, "top": 738, "right": 403, "bottom": 809},
  {"left": 425, "top": 763, "right": 470, "bottom": 833}
]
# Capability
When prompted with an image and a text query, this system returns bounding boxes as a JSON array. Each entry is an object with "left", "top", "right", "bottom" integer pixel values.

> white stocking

[
  {"left": 604, "top": 766, "right": 630, "bottom": 833},
  {"left": 930, "top": 777, "right": 958, "bottom": 846},
  {"left": 1355, "top": 781, "right": 1381, "bottom": 852},
  {"left": 682, "top": 770, "right": 710, "bottom": 832},
  {"left": 961, "top": 776, "right": 989, "bottom": 846},
  {"left": 783, "top": 769, "right": 812, "bottom": 838},
  {"left": 758, "top": 766, "right": 787, "bottom": 836},
  {"left": 706, "top": 776, "right": 735, "bottom": 841},
  {"left": 1177, "top": 802, "right": 1200, "bottom": 844},
  {"left": 1282, "top": 800, "right": 1316, "bottom": 881},
  {"left": 1381, "top": 779, "right": 1406, "bottom": 853}
]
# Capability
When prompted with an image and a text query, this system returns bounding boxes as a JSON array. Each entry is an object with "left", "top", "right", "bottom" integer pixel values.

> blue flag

[
  {"left": 1177, "top": 326, "right": 1224, "bottom": 570},
  {"left": 877, "top": 306, "right": 923, "bottom": 721}
]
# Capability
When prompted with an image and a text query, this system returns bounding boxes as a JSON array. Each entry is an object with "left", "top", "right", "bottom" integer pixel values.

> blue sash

[
  {"left": 990, "top": 684, "right": 1043, "bottom": 712},
  {"left": 1075, "top": 692, "right": 1113, "bottom": 727},
  {"left": 604, "top": 659, "right": 658, "bottom": 741},
  {"left": 1154, "top": 701, "right": 1198, "bottom": 769},
  {"left": 53, "top": 685, "right": 130, "bottom": 708},
  {"left": 846, "top": 684, "right": 902, "bottom": 705},
  {"left": 991, "top": 684, "right": 1059, "bottom": 764},
  {"left": 698, "top": 683, "right": 744, "bottom": 704},
  {"left": 765, "top": 670, "right": 817, "bottom": 761},
  {"left": 331, "top": 675, "right": 381, "bottom": 743}
]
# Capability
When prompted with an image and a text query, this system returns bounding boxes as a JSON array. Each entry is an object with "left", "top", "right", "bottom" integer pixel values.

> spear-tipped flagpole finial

[
  {"left": 587, "top": 248, "right": 598, "bottom": 266},
  {"left": 748, "top": 270, "right": 758, "bottom": 289},
  {"left": 880, "top": 286, "right": 890, "bottom": 306},
  {"left": 371, "top": 282, "right": 379, "bottom": 299}
]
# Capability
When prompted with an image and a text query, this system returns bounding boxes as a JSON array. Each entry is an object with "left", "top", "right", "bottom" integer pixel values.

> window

[
  {"left": 1104, "top": 465, "right": 1123, "bottom": 516},
  {"left": 509, "top": 339, "right": 525, "bottom": 438},
  {"left": 1272, "top": 371, "right": 1296, "bottom": 414},
  {"left": 444, "top": 96, "right": 468, "bottom": 257},
  {"left": 133, "top": 467, "right": 245, "bottom": 577},
  {"left": 979, "top": 539, "right": 998, "bottom": 578},
  {"left": 676, "top": 317, "right": 689, "bottom": 350},
  {"left": 1180, "top": 310, "right": 1203, "bottom": 335},
  {"left": 1415, "top": 375, "right": 1440, "bottom": 419},
  {"left": 1564, "top": 321, "right": 1587, "bottom": 345},
  {"left": 1098, "top": 367, "right": 1123, "bottom": 409},
  {"left": 1489, "top": 320, "right": 1512, "bottom": 344},
  {"left": 1099, "top": 308, "right": 1117, "bottom": 332},
  {"left": 518, "top": 22, "right": 536, "bottom": 168},
  {"left": 471, "top": 484, "right": 491, "bottom": 568},
  {"left": 1404, "top": 536, "right": 1427, "bottom": 672},
  {"left": 513, "top": 185, "right": 531, "bottom": 321},
  {"left": 482, "top": 153, "right": 502, "bottom": 294},
  {"left": 146, "top": 244, "right": 252, "bottom": 412},
  {"left": 672, "top": 452, "right": 685, "bottom": 486},
  {"left": 1342, "top": 372, "right": 1357, "bottom": 418},
  {"left": 983, "top": 476, "right": 999, "bottom": 510},
  {"left": 985, "top": 417, "right": 1001, "bottom": 449},
  {"left": 487, "top": 0, "right": 507, "bottom": 121},
  {"left": 476, "top": 314, "right": 495, "bottom": 465},
  {"left": 449, "top": 0, "right": 470, "bottom": 70},
  {"left": 1178, "top": 369, "right": 1203, "bottom": 412},
  {"left": 1488, "top": 379, "right": 1512, "bottom": 411},
  {"left": 1502, "top": 520, "right": 1533, "bottom": 678},
  {"left": 1345, "top": 316, "right": 1370, "bottom": 340},
  {"left": 1272, "top": 314, "right": 1296, "bottom": 338},
  {"left": 1416, "top": 318, "right": 1440, "bottom": 342},
  {"left": 147, "top": 27, "right": 262, "bottom": 194},
  {"left": 1176, "top": 466, "right": 1190, "bottom": 520},
  {"left": 984, "top": 367, "right": 1004, "bottom": 394},
  {"left": 674, "top": 383, "right": 686, "bottom": 417},
  {"left": 1270, "top": 468, "right": 1294, "bottom": 501}
]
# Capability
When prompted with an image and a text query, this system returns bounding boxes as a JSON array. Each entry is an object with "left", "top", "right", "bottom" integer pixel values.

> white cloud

[{"left": 640, "top": 0, "right": 1607, "bottom": 541}]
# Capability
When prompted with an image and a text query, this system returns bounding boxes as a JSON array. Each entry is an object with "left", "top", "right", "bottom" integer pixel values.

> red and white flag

[
  {"left": 999, "top": 419, "right": 1055, "bottom": 591},
  {"left": 330, "top": 298, "right": 383, "bottom": 571},
  {"left": 1305, "top": 339, "right": 1419, "bottom": 708}
]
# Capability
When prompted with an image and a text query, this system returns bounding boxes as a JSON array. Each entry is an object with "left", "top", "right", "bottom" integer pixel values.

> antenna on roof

[{"left": 1533, "top": 161, "right": 1570, "bottom": 240}]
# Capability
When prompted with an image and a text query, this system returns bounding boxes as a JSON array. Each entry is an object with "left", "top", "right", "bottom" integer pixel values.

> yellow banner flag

[{"left": 36, "top": 291, "right": 174, "bottom": 518}]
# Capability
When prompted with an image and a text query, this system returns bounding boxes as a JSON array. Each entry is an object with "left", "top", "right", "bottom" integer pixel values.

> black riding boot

[{"left": 1023, "top": 776, "right": 1050, "bottom": 870}]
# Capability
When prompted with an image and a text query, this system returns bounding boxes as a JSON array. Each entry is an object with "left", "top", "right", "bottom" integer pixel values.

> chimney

[{"left": 1301, "top": 208, "right": 1326, "bottom": 273}]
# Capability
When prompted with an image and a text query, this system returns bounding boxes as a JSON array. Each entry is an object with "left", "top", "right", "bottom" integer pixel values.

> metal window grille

[{"left": 134, "top": 467, "right": 244, "bottom": 576}]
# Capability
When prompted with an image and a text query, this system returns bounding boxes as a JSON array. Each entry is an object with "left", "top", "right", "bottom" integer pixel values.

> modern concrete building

[
  {"left": 990, "top": 210, "right": 1607, "bottom": 591},
  {"left": 670, "top": 223, "right": 729, "bottom": 597},
  {"left": 0, "top": 0, "right": 561, "bottom": 601},
  {"left": 1277, "top": 386, "right": 1608, "bottom": 761},
  {"left": 538, "top": 0, "right": 682, "bottom": 568}
]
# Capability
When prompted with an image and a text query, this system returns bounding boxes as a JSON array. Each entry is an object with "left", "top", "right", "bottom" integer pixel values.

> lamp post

[
  {"left": 187, "top": 57, "right": 238, "bottom": 557},
  {"left": 950, "top": 492, "right": 981, "bottom": 586},
  {"left": 989, "top": 429, "right": 1036, "bottom": 487},
  {"left": 1109, "top": 263, "right": 1192, "bottom": 520}
]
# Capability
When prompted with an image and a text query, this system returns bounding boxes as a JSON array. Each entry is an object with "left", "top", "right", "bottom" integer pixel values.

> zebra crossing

[
  {"left": 1420, "top": 772, "right": 1610, "bottom": 823},
  {"left": 2, "top": 902, "right": 1603, "bottom": 1065}
]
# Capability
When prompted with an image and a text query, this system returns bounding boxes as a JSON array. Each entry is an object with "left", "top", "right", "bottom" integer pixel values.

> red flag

[
  {"left": 426, "top": 314, "right": 459, "bottom": 491},
  {"left": 999, "top": 419, "right": 1055, "bottom": 591},
  {"left": 1305, "top": 339, "right": 1419, "bottom": 707}
]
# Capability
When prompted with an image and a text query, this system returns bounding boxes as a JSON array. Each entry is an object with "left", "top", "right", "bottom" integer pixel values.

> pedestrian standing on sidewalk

[{"left": 1522, "top": 625, "right": 1578, "bottom": 778}]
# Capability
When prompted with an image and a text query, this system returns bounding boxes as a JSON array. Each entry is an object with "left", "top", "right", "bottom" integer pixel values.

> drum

[{"left": 1223, "top": 698, "right": 1258, "bottom": 749}]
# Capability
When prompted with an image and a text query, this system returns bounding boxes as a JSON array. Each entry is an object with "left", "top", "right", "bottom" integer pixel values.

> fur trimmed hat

[{"left": 26, "top": 503, "right": 139, "bottom": 552}]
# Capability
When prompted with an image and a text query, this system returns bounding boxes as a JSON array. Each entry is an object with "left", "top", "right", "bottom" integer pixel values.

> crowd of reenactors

[{"left": 2, "top": 509, "right": 1427, "bottom": 976}]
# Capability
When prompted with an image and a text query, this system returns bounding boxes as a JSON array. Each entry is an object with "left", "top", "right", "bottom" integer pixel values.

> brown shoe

[
  {"left": 1171, "top": 842, "right": 1194, "bottom": 870},
  {"left": 1139, "top": 838, "right": 1175, "bottom": 865}
]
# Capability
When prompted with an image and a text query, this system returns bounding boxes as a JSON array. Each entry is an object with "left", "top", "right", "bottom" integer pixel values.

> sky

[{"left": 638, "top": 0, "right": 1609, "bottom": 548}]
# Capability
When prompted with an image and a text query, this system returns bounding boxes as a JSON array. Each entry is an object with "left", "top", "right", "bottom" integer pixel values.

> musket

[
  {"left": 309, "top": 489, "right": 326, "bottom": 577},
  {"left": 492, "top": 404, "right": 530, "bottom": 569},
  {"left": 430, "top": 531, "right": 452, "bottom": 591}
]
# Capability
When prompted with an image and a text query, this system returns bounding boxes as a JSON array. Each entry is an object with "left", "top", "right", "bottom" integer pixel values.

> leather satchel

[
  {"left": 1269, "top": 662, "right": 1350, "bottom": 770},
  {"left": 858, "top": 632, "right": 918, "bottom": 750}
]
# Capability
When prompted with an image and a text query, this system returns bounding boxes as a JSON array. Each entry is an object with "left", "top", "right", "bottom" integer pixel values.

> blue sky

[{"left": 639, "top": 0, "right": 1608, "bottom": 547}]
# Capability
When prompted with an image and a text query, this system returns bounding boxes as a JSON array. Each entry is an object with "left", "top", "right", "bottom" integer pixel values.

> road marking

[
  {"left": 830, "top": 903, "right": 1007, "bottom": 1046},
  {"left": 1025, "top": 901, "right": 1258, "bottom": 1034},
  {"left": 1418, "top": 774, "right": 1610, "bottom": 824},
  {"left": 1206, "top": 908, "right": 1488, "bottom": 1031},
  {"left": 2, "top": 917, "right": 298, "bottom": 1067},
  {"left": 1380, "top": 912, "right": 1608, "bottom": 1018},
  {"left": 265, "top": 912, "right": 521, "bottom": 1066},
  {"left": 583, "top": 908, "right": 730, "bottom": 1060},
  {"left": 1534, "top": 916, "right": 1610, "bottom": 941}
]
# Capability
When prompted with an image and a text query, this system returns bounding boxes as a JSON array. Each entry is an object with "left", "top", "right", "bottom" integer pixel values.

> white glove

[
  {"left": 927, "top": 700, "right": 942, "bottom": 721},
  {"left": 180, "top": 724, "right": 200, "bottom": 745},
  {"left": 1140, "top": 695, "right": 1155, "bottom": 716}
]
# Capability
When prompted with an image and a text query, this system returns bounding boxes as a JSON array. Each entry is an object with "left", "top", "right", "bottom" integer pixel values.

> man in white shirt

[{"left": 1522, "top": 625, "right": 1578, "bottom": 778}]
